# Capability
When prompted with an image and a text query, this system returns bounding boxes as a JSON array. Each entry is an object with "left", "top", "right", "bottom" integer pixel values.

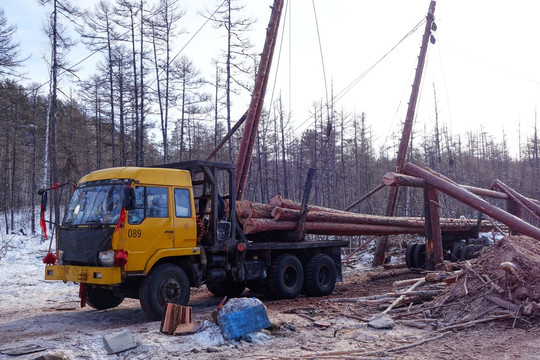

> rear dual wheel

[
  {"left": 268, "top": 253, "right": 337, "bottom": 300},
  {"left": 268, "top": 254, "right": 304, "bottom": 299},
  {"left": 450, "top": 245, "right": 464, "bottom": 262},
  {"left": 303, "top": 254, "right": 337, "bottom": 297},
  {"left": 461, "top": 245, "right": 483, "bottom": 261},
  {"left": 450, "top": 245, "right": 483, "bottom": 262},
  {"left": 405, "top": 243, "right": 426, "bottom": 269}
]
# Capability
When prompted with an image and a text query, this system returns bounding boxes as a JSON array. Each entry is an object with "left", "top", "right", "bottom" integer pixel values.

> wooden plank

[
  {"left": 174, "top": 321, "right": 204, "bottom": 335},
  {"left": 161, "top": 304, "right": 194, "bottom": 335}
]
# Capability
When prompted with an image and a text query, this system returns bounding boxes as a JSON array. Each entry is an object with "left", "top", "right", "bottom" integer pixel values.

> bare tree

[
  {"left": 148, "top": 0, "right": 185, "bottom": 163},
  {"left": 112, "top": 45, "right": 132, "bottom": 165},
  {"left": 0, "top": 8, "right": 25, "bottom": 77},
  {"left": 115, "top": 0, "right": 143, "bottom": 165},
  {"left": 38, "top": 0, "right": 79, "bottom": 228},
  {"left": 171, "top": 56, "right": 208, "bottom": 160},
  {"left": 79, "top": 0, "right": 118, "bottom": 166},
  {"left": 279, "top": 99, "right": 290, "bottom": 199},
  {"left": 207, "top": 0, "right": 254, "bottom": 162}
]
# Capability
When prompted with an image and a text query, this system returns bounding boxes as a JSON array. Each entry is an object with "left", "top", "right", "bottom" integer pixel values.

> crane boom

[{"left": 235, "top": 0, "right": 284, "bottom": 200}]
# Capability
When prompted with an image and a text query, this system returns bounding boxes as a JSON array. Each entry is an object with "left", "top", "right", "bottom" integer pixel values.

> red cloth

[
  {"left": 114, "top": 250, "right": 128, "bottom": 268},
  {"left": 42, "top": 252, "right": 57, "bottom": 265},
  {"left": 114, "top": 207, "right": 126, "bottom": 233},
  {"left": 40, "top": 203, "right": 47, "bottom": 239}
]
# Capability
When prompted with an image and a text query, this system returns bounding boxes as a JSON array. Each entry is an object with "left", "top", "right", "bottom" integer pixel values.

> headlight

[{"left": 99, "top": 250, "right": 115, "bottom": 267}]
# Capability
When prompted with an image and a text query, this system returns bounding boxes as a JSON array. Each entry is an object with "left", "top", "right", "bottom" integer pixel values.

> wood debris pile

[
  {"left": 333, "top": 235, "right": 540, "bottom": 332},
  {"left": 423, "top": 235, "right": 540, "bottom": 328},
  {"left": 329, "top": 270, "right": 449, "bottom": 313}
]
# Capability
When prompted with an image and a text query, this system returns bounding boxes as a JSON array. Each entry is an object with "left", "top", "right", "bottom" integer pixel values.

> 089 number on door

[{"left": 128, "top": 229, "right": 142, "bottom": 238}]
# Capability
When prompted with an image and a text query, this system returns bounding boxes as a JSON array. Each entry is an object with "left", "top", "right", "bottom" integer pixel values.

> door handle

[{"left": 165, "top": 230, "right": 174, "bottom": 234}]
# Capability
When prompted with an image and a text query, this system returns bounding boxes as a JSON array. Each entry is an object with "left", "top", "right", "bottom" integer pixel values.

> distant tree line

[{"left": 0, "top": 2, "right": 538, "bottom": 237}]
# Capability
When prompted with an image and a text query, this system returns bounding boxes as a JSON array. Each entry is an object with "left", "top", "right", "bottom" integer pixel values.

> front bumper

[{"left": 44, "top": 265, "right": 122, "bottom": 284}]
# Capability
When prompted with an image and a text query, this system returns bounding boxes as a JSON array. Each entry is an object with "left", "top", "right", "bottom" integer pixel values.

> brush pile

[{"left": 427, "top": 235, "right": 540, "bottom": 327}]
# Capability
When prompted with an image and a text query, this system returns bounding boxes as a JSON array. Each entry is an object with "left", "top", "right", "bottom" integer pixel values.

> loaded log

[
  {"left": 269, "top": 195, "right": 353, "bottom": 214},
  {"left": 271, "top": 207, "right": 492, "bottom": 231},
  {"left": 242, "top": 218, "right": 428, "bottom": 236},
  {"left": 242, "top": 218, "right": 489, "bottom": 236},
  {"left": 236, "top": 200, "right": 274, "bottom": 224}
]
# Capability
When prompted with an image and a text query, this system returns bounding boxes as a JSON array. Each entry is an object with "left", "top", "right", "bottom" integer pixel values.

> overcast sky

[{"left": 3, "top": 1, "right": 540, "bottom": 158}]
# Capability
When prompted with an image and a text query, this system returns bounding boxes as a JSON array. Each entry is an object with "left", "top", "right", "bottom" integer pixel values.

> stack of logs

[{"left": 236, "top": 195, "right": 493, "bottom": 237}]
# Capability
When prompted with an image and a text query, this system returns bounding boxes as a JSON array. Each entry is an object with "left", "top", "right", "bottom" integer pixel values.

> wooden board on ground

[{"left": 174, "top": 320, "right": 204, "bottom": 335}]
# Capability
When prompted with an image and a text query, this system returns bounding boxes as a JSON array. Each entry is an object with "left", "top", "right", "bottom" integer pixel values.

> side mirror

[{"left": 123, "top": 187, "right": 136, "bottom": 210}]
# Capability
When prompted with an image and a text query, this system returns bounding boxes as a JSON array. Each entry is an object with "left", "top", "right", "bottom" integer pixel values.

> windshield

[{"left": 63, "top": 183, "right": 125, "bottom": 226}]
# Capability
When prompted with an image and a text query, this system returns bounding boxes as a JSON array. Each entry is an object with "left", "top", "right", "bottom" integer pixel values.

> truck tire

[
  {"left": 206, "top": 280, "right": 246, "bottom": 298},
  {"left": 247, "top": 280, "right": 270, "bottom": 296},
  {"left": 268, "top": 254, "right": 304, "bottom": 299},
  {"left": 461, "top": 245, "right": 482, "bottom": 261},
  {"left": 139, "top": 263, "right": 190, "bottom": 321},
  {"left": 451, "top": 245, "right": 464, "bottom": 262},
  {"left": 413, "top": 243, "right": 426, "bottom": 269},
  {"left": 405, "top": 244, "right": 417, "bottom": 269},
  {"left": 86, "top": 286, "right": 124, "bottom": 310},
  {"left": 303, "top": 254, "right": 336, "bottom": 297}
]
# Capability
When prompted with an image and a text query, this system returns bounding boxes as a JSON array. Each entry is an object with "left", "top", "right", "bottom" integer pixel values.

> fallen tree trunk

[
  {"left": 403, "top": 163, "right": 540, "bottom": 240},
  {"left": 383, "top": 172, "right": 509, "bottom": 200}
]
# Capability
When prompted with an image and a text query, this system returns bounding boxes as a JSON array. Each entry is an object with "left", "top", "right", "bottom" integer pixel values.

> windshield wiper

[{"left": 85, "top": 219, "right": 103, "bottom": 224}]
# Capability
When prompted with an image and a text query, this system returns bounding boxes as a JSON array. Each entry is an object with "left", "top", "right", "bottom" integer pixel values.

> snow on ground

[
  {"left": 0, "top": 234, "right": 80, "bottom": 315},
  {"left": 0, "top": 234, "right": 269, "bottom": 359}
]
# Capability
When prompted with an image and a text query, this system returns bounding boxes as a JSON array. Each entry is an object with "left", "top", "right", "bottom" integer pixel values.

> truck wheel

[
  {"left": 451, "top": 245, "right": 464, "bottom": 262},
  {"left": 461, "top": 245, "right": 482, "bottom": 261},
  {"left": 405, "top": 244, "right": 417, "bottom": 269},
  {"left": 86, "top": 286, "right": 124, "bottom": 310},
  {"left": 303, "top": 254, "right": 337, "bottom": 297},
  {"left": 206, "top": 280, "right": 246, "bottom": 298},
  {"left": 413, "top": 243, "right": 426, "bottom": 269},
  {"left": 247, "top": 280, "right": 270, "bottom": 296},
  {"left": 139, "top": 263, "right": 190, "bottom": 321},
  {"left": 268, "top": 254, "right": 304, "bottom": 299}
]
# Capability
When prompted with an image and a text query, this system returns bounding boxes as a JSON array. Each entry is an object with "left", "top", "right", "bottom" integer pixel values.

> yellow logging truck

[{"left": 44, "top": 161, "right": 347, "bottom": 320}]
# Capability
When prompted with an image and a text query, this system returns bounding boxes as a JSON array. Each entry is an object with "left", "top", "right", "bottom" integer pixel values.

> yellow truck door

[
  {"left": 125, "top": 185, "right": 173, "bottom": 271},
  {"left": 172, "top": 188, "right": 197, "bottom": 249}
]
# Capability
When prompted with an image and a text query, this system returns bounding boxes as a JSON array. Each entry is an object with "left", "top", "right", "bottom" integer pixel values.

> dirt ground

[{"left": 2, "top": 250, "right": 540, "bottom": 360}]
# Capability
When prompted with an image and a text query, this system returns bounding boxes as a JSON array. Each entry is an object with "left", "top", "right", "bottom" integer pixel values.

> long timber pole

[
  {"left": 235, "top": 0, "right": 284, "bottom": 200},
  {"left": 372, "top": 1, "right": 436, "bottom": 266}
]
